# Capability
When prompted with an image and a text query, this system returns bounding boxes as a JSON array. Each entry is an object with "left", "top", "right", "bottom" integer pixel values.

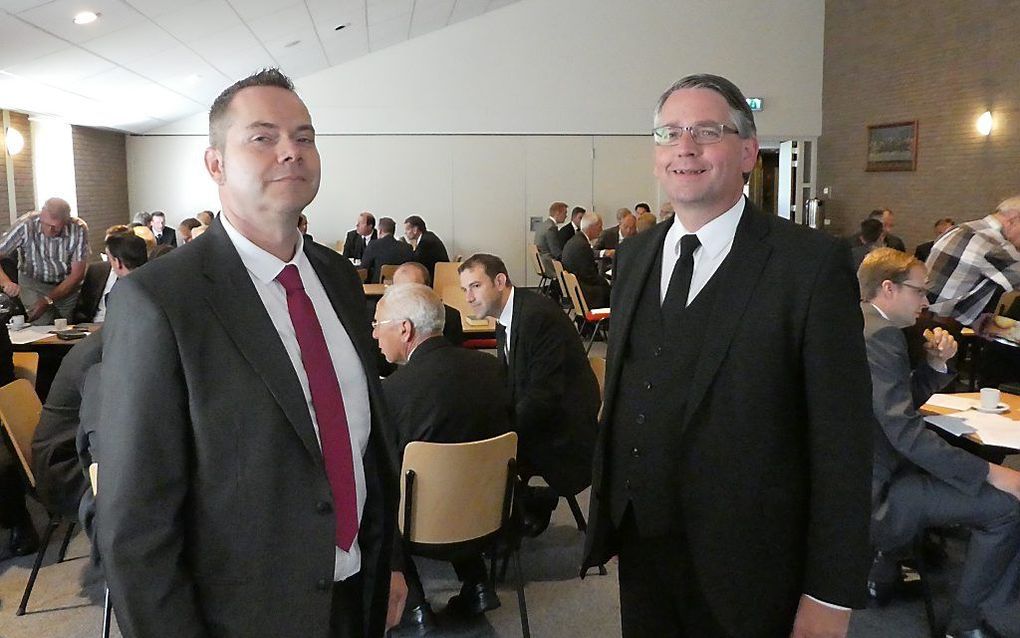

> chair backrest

[
  {"left": 12, "top": 352, "right": 39, "bottom": 387},
  {"left": 379, "top": 264, "right": 400, "bottom": 285},
  {"left": 527, "top": 245, "right": 544, "bottom": 278},
  {"left": 562, "top": 271, "right": 590, "bottom": 318},
  {"left": 334, "top": 240, "right": 345, "bottom": 253},
  {"left": 399, "top": 432, "right": 518, "bottom": 545},
  {"left": 539, "top": 252, "right": 557, "bottom": 280},
  {"left": 356, "top": 268, "right": 368, "bottom": 283},
  {"left": 551, "top": 259, "right": 568, "bottom": 297},
  {"left": 0, "top": 379, "right": 43, "bottom": 487},
  {"left": 432, "top": 261, "right": 461, "bottom": 293},
  {"left": 89, "top": 463, "right": 98, "bottom": 496},
  {"left": 589, "top": 356, "right": 606, "bottom": 400}
]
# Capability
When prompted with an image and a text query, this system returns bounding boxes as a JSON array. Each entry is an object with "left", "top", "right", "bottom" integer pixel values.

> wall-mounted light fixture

[
  {"left": 4, "top": 127, "right": 24, "bottom": 155},
  {"left": 977, "top": 111, "right": 993, "bottom": 136}
]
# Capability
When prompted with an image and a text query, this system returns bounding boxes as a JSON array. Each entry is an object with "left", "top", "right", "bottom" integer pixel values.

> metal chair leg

[
  {"left": 17, "top": 515, "right": 59, "bottom": 616},
  {"left": 566, "top": 495, "right": 587, "bottom": 532},
  {"left": 914, "top": 536, "right": 940, "bottom": 638},
  {"left": 512, "top": 551, "right": 530, "bottom": 638},
  {"left": 57, "top": 520, "right": 76, "bottom": 562},
  {"left": 102, "top": 586, "right": 113, "bottom": 638}
]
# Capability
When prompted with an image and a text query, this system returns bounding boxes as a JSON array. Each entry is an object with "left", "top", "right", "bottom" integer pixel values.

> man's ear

[{"left": 205, "top": 147, "right": 226, "bottom": 185}]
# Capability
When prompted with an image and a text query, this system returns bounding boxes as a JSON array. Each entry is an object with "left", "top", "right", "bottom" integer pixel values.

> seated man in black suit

[
  {"left": 361, "top": 217, "right": 413, "bottom": 283},
  {"left": 177, "top": 217, "right": 202, "bottom": 245},
  {"left": 594, "top": 208, "right": 636, "bottom": 252},
  {"left": 458, "top": 254, "right": 599, "bottom": 537},
  {"left": 375, "top": 283, "right": 510, "bottom": 631},
  {"left": 913, "top": 217, "right": 955, "bottom": 263},
  {"left": 392, "top": 262, "right": 464, "bottom": 346},
  {"left": 852, "top": 217, "right": 885, "bottom": 273},
  {"left": 150, "top": 211, "right": 176, "bottom": 247},
  {"left": 72, "top": 230, "right": 149, "bottom": 324},
  {"left": 547, "top": 206, "right": 585, "bottom": 260},
  {"left": 341, "top": 211, "right": 377, "bottom": 262},
  {"left": 404, "top": 215, "right": 449, "bottom": 279},
  {"left": 859, "top": 248, "right": 1020, "bottom": 638},
  {"left": 562, "top": 212, "right": 612, "bottom": 309}
]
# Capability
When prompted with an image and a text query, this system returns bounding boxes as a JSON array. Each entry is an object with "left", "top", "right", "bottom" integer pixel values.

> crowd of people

[{"left": 0, "top": 67, "right": 1018, "bottom": 638}]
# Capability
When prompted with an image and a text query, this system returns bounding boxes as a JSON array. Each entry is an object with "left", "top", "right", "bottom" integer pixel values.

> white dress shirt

[
  {"left": 222, "top": 215, "right": 371, "bottom": 582},
  {"left": 92, "top": 269, "right": 118, "bottom": 322},
  {"left": 497, "top": 286, "right": 516, "bottom": 357},
  {"left": 660, "top": 197, "right": 744, "bottom": 305}
]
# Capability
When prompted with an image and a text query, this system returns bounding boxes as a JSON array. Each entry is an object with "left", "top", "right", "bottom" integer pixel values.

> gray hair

[
  {"left": 995, "top": 195, "right": 1020, "bottom": 216},
  {"left": 380, "top": 283, "right": 445, "bottom": 337},
  {"left": 579, "top": 211, "right": 602, "bottom": 233},
  {"left": 653, "top": 73, "right": 757, "bottom": 139}
]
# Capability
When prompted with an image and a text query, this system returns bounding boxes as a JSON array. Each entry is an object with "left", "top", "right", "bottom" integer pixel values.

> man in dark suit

[
  {"left": 375, "top": 283, "right": 510, "bottom": 631},
  {"left": 561, "top": 212, "right": 611, "bottom": 308},
  {"left": 96, "top": 69, "right": 404, "bottom": 638},
  {"left": 581, "top": 74, "right": 873, "bottom": 638},
  {"left": 360, "top": 217, "right": 412, "bottom": 283},
  {"left": 342, "top": 212, "right": 377, "bottom": 261},
  {"left": 548, "top": 206, "right": 585, "bottom": 260},
  {"left": 404, "top": 215, "right": 449, "bottom": 279},
  {"left": 859, "top": 248, "right": 1020, "bottom": 638},
  {"left": 851, "top": 218, "right": 885, "bottom": 273},
  {"left": 392, "top": 262, "right": 464, "bottom": 346},
  {"left": 458, "top": 254, "right": 599, "bottom": 535},
  {"left": 150, "top": 211, "right": 177, "bottom": 247},
  {"left": 594, "top": 209, "right": 636, "bottom": 252},
  {"left": 535, "top": 201, "right": 567, "bottom": 256},
  {"left": 913, "top": 217, "right": 955, "bottom": 263},
  {"left": 72, "top": 232, "right": 148, "bottom": 324}
]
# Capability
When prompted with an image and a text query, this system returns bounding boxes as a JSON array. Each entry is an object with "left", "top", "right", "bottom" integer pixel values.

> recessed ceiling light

[
  {"left": 73, "top": 11, "right": 99, "bottom": 25},
  {"left": 334, "top": 23, "right": 350, "bottom": 31},
  {"left": 284, "top": 39, "right": 301, "bottom": 48}
]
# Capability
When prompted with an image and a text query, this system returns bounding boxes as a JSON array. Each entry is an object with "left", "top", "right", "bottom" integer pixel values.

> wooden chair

[
  {"left": 996, "top": 290, "right": 1020, "bottom": 317},
  {"left": 589, "top": 356, "right": 606, "bottom": 401},
  {"left": 432, "top": 261, "right": 461, "bottom": 293},
  {"left": 527, "top": 245, "right": 550, "bottom": 293},
  {"left": 562, "top": 271, "right": 610, "bottom": 353},
  {"left": 334, "top": 239, "right": 345, "bottom": 253},
  {"left": 400, "top": 433, "right": 530, "bottom": 637},
  {"left": 0, "top": 379, "right": 78, "bottom": 616},
  {"left": 12, "top": 351, "right": 39, "bottom": 387},
  {"left": 379, "top": 264, "right": 400, "bottom": 285},
  {"left": 356, "top": 268, "right": 368, "bottom": 283}
]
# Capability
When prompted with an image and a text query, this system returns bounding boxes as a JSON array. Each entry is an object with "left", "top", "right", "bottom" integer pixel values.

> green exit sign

[{"left": 746, "top": 97, "right": 764, "bottom": 111}]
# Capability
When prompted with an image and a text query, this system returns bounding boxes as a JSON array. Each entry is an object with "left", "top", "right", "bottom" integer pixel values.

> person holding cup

[{"left": 859, "top": 247, "right": 1020, "bottom": 638}]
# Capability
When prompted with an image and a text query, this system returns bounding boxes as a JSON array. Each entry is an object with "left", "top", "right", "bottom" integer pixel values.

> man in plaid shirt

[
  {"left": 0, "top": 198, "right": 90, "bottom": 325},
  {"left": 926, "top": 195, "right": 1020, "bottom": 326}
]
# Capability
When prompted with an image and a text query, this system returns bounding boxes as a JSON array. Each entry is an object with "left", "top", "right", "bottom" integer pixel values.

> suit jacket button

[
  {"left": 653, "top": 347, "right": 663, "bottom": 357},
  {"left": 316, "top": 579, "right": 330, "bottom": 591},
  {"left": 644, "top": 381, "right": 653, "bottom": 390},
  {"left": 635, "top": 414, "right": 645, "bottom": 425},
  {"left": 625, "top": 479, "right": 632, "bottom": 490},
  {"left": 631, "top": 447, "right": 640, "bottom": 458},
  {"left": 317, "top": 501, "right": 332, "bottom": 514}
]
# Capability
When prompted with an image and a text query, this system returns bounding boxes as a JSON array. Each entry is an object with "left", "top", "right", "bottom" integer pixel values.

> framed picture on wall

[{"left": 866, "top": 121, "right": 918, "bottom": 171}]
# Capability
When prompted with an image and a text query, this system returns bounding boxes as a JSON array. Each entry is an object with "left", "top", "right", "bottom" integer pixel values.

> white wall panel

[{"left": 593, "top": 136, "right": 658, "bottom": 220}]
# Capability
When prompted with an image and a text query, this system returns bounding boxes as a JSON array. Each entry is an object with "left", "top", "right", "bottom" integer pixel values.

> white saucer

[
  {"left": 976, "top": 403, "right": 1009, "bottom": 414},
  {"left": 6, "top": 323, "right": 28, "bottom": 332}
]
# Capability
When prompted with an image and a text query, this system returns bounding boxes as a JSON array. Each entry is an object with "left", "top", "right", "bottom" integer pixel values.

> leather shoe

[
  {"left": 866, "top": 552, "right": 901, "bottom": 606},
  {"left": 446, "top": 581, "right": 501, "bottom": 616},
  {"left": 946, "top": 624, "right": 1003, "bottom": 638},
  {"left": 400, "top": 603, "right": 437, "bottom": 635},
  {"left": 7, "top": 523, "right": 40, "bottom": 557}
]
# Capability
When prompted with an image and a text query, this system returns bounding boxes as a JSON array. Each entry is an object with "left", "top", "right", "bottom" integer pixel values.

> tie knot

[
  {"left": 678, "top": 233, "right": 701, "bottom": 257},
  {"left": 276, "top": 264, "right": 304, "bottom": 292}
]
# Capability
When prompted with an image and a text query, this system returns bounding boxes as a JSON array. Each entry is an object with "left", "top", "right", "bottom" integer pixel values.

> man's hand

[
  {"left": 603, "top": 249, "right": 616, "bottom": 258},
  {"left": 386, "top": 571, "right": 408, "bottom": 631},
  {"left": 1, "top": 280, "right": 19, "bottom": 297},
  {"left": 922, "top": 328, "right": 957, "bottom": 367},
  {"left": 26, "top": 298, "right": 50, "bottom": 322},
  {"left": 987, "top": 464, "right": 1020, "bottom": 501},
  {"left": 790, "top": 595, "right": 851, "bottom": 638}
]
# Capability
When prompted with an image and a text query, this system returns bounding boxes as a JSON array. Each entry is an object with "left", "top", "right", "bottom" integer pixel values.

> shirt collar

[
  {"left": 986, "top": 214, "right": 1003, "bottom": 231},
  {"left": 870, "top": 303, "right": 891, "bottom": 320},
  {"left": 666, "top": 196, "right": 745, "bottom": 259},
  {"left": 220, "top": 213, "right": 305, "bottom": 284},
  {"left": 498, "top": 286, "right": 515, "bottom": 329}
]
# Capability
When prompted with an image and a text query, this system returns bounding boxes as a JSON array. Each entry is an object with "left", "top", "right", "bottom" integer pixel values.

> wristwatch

[{"left": 43, "top": 295, "right": 54, "bottom": 306}]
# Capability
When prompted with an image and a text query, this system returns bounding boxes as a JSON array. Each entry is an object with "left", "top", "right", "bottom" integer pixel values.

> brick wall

[
  {"left": 72, "top": 126, "right": 129, "bottom": 257},
  {"left": 818, "top": 0, "right": 1020, "bottom": 253},
  {"left": 0, "top": 111, "right": 36, "bottom": 234}
]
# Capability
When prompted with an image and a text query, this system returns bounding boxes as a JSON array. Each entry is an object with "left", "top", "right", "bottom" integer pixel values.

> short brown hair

[
  {"left": 209, "top": 68, "right": 296, "bottom": 150},
  {"left": 549, "top": 202, "right": 567, "bottom": 215},
  {"left": 858, "top": 247, "right": 923, "bottom": 301},
  {"left": 458, "top": 253, "right": 512, "bottom": 286}
]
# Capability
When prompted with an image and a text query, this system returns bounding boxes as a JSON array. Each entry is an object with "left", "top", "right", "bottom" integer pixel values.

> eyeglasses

[
  {"left": 652, "top": 122, "right": 739, "bottom": 146},
  {"left": 371, "top": 318, "right": 406, "bottom": 329},
  {"left": 897, "top": 281, "right": 930, "bottom": 297}
]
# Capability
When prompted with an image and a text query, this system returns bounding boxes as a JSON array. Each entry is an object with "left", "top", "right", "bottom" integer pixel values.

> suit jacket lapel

[
  {"left": 506, "top": 291, "right": 524, "bottom": 399},
  {"left": 680, "top": 203, "right": 772, "bottom": 429},
  {"left": 202, "top": 222, "right": 324, "bottom": 463}
]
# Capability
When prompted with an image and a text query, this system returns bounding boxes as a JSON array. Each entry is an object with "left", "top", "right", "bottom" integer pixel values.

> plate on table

[
  {"left": 6, "top": 322, "right": 29, "bottom": 332},
  {"left": 976, "top": 403, "right": 1010, "bottom": 414}
]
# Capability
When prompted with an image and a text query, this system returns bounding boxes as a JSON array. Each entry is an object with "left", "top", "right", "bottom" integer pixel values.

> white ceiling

[{"left": 0, "top": 0, "right": 521, "bottom": 133}]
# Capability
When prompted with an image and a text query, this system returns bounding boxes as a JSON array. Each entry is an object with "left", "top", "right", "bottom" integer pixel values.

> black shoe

[
  {"left": 945, "top": 626, "right": 1003, "bottom": 638},
  {"left": 446, "top": 582, "right": 501, "bottom": 616},
  {"left": 866, "top": 552, "right": 902, "bottom": 606},
  {"left": 7, "top": 524, "right": 40, "bottom": 557},
  {"left": 400, "top": 603, "right": 437, "bottom": 635}
]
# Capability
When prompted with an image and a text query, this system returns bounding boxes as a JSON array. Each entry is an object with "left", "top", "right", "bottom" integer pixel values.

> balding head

[
  {"left": 39, "top": 197, "right": 72, "bottom": 236},
  {"left": 995, "top": 194, "right": 1020, "bottom": 249},
  {"left": 393, "top": 261, "right": 432, "bottom": 286}
]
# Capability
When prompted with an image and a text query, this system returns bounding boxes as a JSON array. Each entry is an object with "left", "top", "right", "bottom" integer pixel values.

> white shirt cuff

[
  {"left": 805, "top": 595, "right": 850, "bottom": 611},
  {"left": 928, "top": 360, "right": 948, "bottom": 374}
]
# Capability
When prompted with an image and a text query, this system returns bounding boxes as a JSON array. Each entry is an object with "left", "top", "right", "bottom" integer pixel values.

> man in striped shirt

[
  {"left": 926, "top": 195, "right": 1020, "bottom": 326},
  {"left": 0, "top": 198, "right": 90, "bottom": 325}
]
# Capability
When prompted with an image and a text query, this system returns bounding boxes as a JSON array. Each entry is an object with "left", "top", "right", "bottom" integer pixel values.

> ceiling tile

[
  {"left": 448, "top": 0, "right": 487, "bottom": 24},
  {"left": 79, "top": 21, "right": 180, "bottom": 63},
  {"left": 263, "top": 28, "right": 322, "bottom": 59},
  {"left": 486, "top": 0, "right": 519, "bottom": 10},
  {"left": 228, "top": 0, "right": 288, "bottom": 21},
  {"left": 186, "top": 22, "right": 263, "bottom": 66},
  {"left": 214, "top": 47, "right": 278, "bottom": 80},
  {"left": 306, "top": 0, "right": 362, "bottom": 26},
  {"left": 409, "top": 0, "right": 454, "bottom": 37},
  {"left": 0, "top": 0, "right": 50, "bottom": 11},
  {"left": 367, "top": 13, "right": 409, "bottom": 50},
  {"left": 121, "top": 0, "right": 204, "bottom": 18},
  {"left": 247, "top": 3, "right": 310, "bottom": 43},
  {"left": 0, "top": 14, "right": 67, "bottom": 68},
  {"left": 152, "top": 0, "right": 241, "bottom": 43},
  {"left": 16, "top": 0, "right": 148, "bottom": 43},
  {"left": 6, "top": 47, "right": 115, "bottom": 87},
  {"left": 367, "top": 0, "right": 411, "bottom": 26}
]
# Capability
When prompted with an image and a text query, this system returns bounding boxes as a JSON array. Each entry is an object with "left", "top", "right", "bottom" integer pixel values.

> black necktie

[
  {"left": 496, "top": 323, "right": 508, "bottom": 369},
  {"left": 663, "top": 233, "right": 701, "bottom": 308}
]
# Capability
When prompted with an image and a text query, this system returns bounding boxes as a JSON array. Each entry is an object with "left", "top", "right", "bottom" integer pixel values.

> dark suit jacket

[
  {"left": 443, "top": 304, "right": 465, "bottom": 347},
  {"left": 534, "top": 218, "right": 556, "bottom": 255},
  {"left": 71, "top": 261, "right": 111, "bottom": 324},
  {"left": 497, "top": 288, "right": 598, "bottom": 495},
  {"left": 914, "top": 240, "right": 935, "bottom": 263},
  {"left": 97, "top": 220, "right": 400, "bottom": 638},
  {"left": 593, "top": 226, "right": 619, "bottom": 251},
  {"left": 582, "top": 202, "right": 874, "bottom": 633},
  {"left": 548, "top": 223, "right": 576, "bottom": 259},
  {"left": 360, "top": 235, "right": 413, "bottom": 283},
  {"left": 862, "top": 303, "right": 986, "bottom": 499},
  {"left": 154, "top": 227, "right": 177, "bottom": 247},
  {"left": 342, "top": 228, "right": 378, "bottom": 261},
  {"left": 411, "top": 231, "right": 450, "bottom": 279},
  {"left": 561, "top": 232, "right": 610, "bottom": 307},
  {"left": 382, "top": 336, "right": 510, "bottom": 454}
]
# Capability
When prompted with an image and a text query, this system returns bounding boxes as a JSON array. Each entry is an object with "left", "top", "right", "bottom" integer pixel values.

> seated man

[
  {"left": 561, "top": 212, "right": 611, "bottom": 308},
  {"left": 914, "top": 217, "right": 955, "bottom": 263},
  {"left": 392, "top": 262, "right": 464, "bottom": 346},
  {"left": 404, "top": 215, "right": 449, "bottom": 279},
  {"left": 547, "top": 206, "right": 584, "bottom": 260},
  {"left": 177, "top": 218, "right": 202, "bottom": 244},
  {"left": 150, "top": 211, "right": 176, "bottom": 247},
  {"left": 859, "top": 247, "right": 1020, "bottom": 638},
  {"left": 361, "top": 217, "right": 413, "bottom": 283},
  {"left": 342, "top": 211, "right": 377, "bottom": 261},
  {"left": 73, "top": 229, "right": 149, "bottom": 324},
  {"left": 852, "top": 217, "right": 885, "bottom": 272},
  {"left": 374, "top": 283, "right": 510, "bottom": 631}
]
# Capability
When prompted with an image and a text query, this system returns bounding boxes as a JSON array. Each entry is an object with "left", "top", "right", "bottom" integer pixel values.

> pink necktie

[{"left": 276, "top": 264, "right": 359, "bottom": 550}]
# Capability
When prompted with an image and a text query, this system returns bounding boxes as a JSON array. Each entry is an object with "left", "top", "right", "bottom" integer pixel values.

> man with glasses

[
  {"left": 582, "top": 74, "right": 874, "bottom": 638},
  {"left": 0, "top": 197, "right": 89, "bottom": 325},
  {"left": 860, "top": 247, "right": 1020, "bottom": 638}
]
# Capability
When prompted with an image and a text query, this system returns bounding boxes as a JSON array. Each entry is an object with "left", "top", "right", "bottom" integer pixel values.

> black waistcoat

[{"left": 608, "top": 248, "right": 729, "bottom": 536}]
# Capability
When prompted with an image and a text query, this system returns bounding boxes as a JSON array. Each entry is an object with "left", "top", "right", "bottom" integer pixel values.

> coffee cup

[
  {"left": 980, "top": 387, "right": 1001, "bottom": 411},
  {"left": 54, "top": 318, "right": 68, "bottom": 331},
  {"left": 10, "top": 315, "right": 25, "bottom": 326}
]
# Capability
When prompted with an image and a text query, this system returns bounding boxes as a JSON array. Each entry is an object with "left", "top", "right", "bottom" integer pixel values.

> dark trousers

[
  {"left": 330, "top": 574, "right": 364, "bottom": 638},
  {"left": 0, "top": 443, "right": 30, "bottom": 529},
  {"left": 873, "top": 472, "right": 1020, "bottom": 622},
  {"left": 617, "top": 507, "right": 731, "bottom": 638},
  {"left": 403, "top": 550, "right": 488, "bottom": 608}
]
